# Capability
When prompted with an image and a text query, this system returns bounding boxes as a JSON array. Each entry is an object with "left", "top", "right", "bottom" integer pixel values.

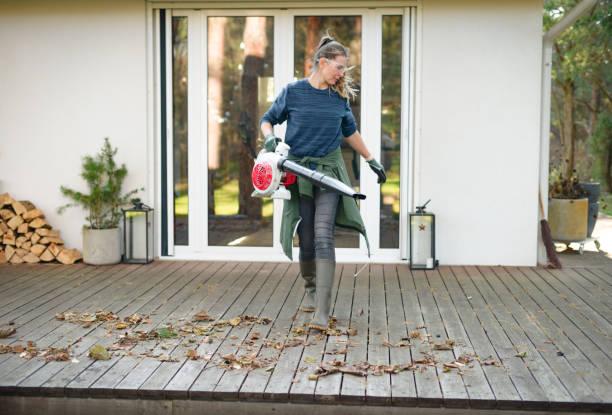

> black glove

[
  {"left": 367, "top": 158, "right": 386, "bottom": 184},
  {"left": 263, "top": 134, "right": 281, "bottom": 153}
]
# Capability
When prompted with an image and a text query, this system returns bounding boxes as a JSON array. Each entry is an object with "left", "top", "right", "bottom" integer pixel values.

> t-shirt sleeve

[
  {"left": 260, "top": 87, "right": 289, "bottom": 126},
  {"left": 341, "top": 100, "right": 357, "bottom": 137}
]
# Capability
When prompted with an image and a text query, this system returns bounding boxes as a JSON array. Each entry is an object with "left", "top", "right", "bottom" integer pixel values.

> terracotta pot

[{"left": 548, "top": 198, "right": 588, "bottom": 243}]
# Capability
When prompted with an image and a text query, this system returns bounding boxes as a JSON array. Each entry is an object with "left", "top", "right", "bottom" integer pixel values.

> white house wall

[
  {"left": 0, "top": 0, "right": 543, "bottom": 266},
  {"left": 0, "top": 0, "right": 148, "bottom": 252},
  {"left": 419, "top": 0, "right": 542, "bottom": 265}
]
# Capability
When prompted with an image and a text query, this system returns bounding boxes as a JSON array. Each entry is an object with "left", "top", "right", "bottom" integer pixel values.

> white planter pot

[{"left": 82, "top": 227, "right": 122, "bottom": 265}]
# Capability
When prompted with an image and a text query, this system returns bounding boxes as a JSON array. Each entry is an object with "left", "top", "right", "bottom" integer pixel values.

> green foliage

[
  {"left": 549, "top": 167, "right": 587, "bottom": 199},
  {"left": 58, "top": 138, "right": 142, "bottom": 229},
  {"left": 545, "top": 0, "right": 612, "bottom": 184}
]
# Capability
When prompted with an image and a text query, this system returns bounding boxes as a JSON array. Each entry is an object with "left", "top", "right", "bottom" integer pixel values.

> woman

[{"left": 260, "top": 35, "right": 386, "bottom": 330}]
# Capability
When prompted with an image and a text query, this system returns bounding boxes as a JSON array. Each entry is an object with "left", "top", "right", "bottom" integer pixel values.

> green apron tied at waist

[{"left": 279, "top": 147, "right": 370, "bottom": 260}]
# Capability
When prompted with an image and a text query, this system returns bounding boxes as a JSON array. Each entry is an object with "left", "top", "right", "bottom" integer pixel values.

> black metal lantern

[
  {"left": 122, "top": 198, "right": 154, "bottom": 264},
  {"left": 409, "top": 200, "right": 438, "bottom": 270}
]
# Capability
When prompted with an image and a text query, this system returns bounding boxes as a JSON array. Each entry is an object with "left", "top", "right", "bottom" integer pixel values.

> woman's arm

[
  {"left": 260, "top": 121, "right": 274, "bottom": 138},
  {"left": 344, "top": 131, "right": 373, "bottom": 160}
]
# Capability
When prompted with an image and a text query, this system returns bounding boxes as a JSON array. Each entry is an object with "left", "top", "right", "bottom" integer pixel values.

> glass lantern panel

[
  {"left": 125, "top": 211, "right": 149, "bottom": 261},
  {"left": 147, "top": 211, "right": 154, "bottom": 262},
  {"left": 410, "top": 215, "right": 433, "bottom": 266}
]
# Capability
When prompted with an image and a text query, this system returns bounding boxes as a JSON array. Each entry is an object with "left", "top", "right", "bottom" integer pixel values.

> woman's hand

[
  {"left": 344, "top": 131, "right": 386, "bottom": 184},
  {"left": 367, "top": 159, "right": 386, "bottom": 184},
  {"left": 264, "top": 134, "right": 281, "bottom": 152}
]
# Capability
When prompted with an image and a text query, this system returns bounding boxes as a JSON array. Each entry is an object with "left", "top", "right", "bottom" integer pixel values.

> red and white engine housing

[{"left": 251, "top": 142, "right": 295, "bottom": 200}]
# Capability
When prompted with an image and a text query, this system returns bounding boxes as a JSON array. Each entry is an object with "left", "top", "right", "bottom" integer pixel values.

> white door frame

[{"left": 149, "top": 5, "right": 419, "bottom": 263}]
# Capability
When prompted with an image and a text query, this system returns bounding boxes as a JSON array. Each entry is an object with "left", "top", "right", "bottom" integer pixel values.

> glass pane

[
  {"left": 294, "top": 16, "right": 361, "bottom": 248},
  {"left": 207, "top": 16, "right": 274, "bottom": 247},
  {"left": 380, "top": 15, "right": 402, "bottom": 249},
  {"left": 172, "top": 17, "right": 188, "bottom": 246}
]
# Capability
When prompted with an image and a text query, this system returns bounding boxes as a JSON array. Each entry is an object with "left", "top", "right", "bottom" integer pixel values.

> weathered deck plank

[
  {"left": 414, "top": 269, "right": 468, "bottom": 407},
  {"left": 189, "top": 262, "right": 285, "bottom": 397},
  {"left": 425, "top": 268, "right": 495, "bottom": 408},
  {"left": 524, "top": 267, "right": 612, "bottom": 368},
  {"left": 313, "top": 264, "right": 355, "bottom": 403},
  {"left": 382, "top": 264, "right": 417, "bottom": 405},
  {"left": 478, "top": 266, "right": 583, "bottom": 408},
  {"left": 237, "top": 264, "right": 302, "bottom": 400},
  {"left": 437, "top": 267, "right": 521, "bottom": 406},
  {"left": 396, "top": 266, "right": 443, "bottom": 406},
  {"left": 0, "top": 264, "right": 91, "bottom": 317},
  {"left": 212, "top": 263, "right": 296, "bottom": 399},
  {"left": 491, "top": 266, "right": 609, "bottom": 409},
  {"left": 136, "top": 261, "right": 242, "bottom": 396},
  {"left": 0, "top": 263, "right": 147, "bottom": 388},
  {"left": 338, "top": 263, "right": 368, "bottom": 403},
  {"left": 163, "top": 262, "right": 266, "bottom": 398},
  {"left": 453, "top": 266, "right": 543, "bottom": 408},
  {"left": 288, "top": 264, "right": 343, "bottom": 402},
  {"left": 114, "top": 261, "right": 226, "bottom": 397},
  {"left": 0, "top": 261, "right": 610, "bottom": 412}
]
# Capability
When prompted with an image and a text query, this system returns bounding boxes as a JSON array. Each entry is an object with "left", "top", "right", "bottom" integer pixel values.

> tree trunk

[
  {"left": 588, "top": 84, "right": 601, "bottom": 137},
  {"left": 207, "top": 18, "right": 226, "bottom": 215},
  {"left": 238, "top": 17, "right": 266, "bottom": 219},
  {"left": 305, "top": 18, "right": 320, "bottom": 76},
  {"left": 562, "top": 79, "right": 576, "bottom": 178}
]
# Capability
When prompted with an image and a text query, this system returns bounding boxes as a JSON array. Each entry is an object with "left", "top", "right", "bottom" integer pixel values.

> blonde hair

[{"left": 313, "top": 34, "right": 357, "bottom": 100}]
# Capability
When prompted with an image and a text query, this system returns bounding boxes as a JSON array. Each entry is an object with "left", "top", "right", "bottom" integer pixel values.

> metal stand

[{"left": 561, "top": 237, "right": 601, "bottom": 255}]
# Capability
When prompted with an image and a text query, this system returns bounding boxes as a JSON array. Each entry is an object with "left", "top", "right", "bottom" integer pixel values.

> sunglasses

[{"left": 322, "top": 57, "right": 346, "bottom": 73}]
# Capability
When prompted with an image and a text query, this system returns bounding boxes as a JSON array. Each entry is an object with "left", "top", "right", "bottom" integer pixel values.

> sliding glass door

[{"left": 161, "top": 8, "right": 413, "bottom": 261}]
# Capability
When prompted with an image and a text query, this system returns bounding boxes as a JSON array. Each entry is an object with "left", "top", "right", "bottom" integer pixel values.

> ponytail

[{"left": 312, "top": 34, "right": 357, "bottom": 100}]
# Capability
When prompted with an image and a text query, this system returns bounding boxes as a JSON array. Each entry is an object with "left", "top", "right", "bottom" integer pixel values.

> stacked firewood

[{"left": 0, "top": 193, "right": 81, "bottom": 265}]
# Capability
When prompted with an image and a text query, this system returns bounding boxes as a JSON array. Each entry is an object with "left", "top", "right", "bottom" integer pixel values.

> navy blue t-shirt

[{"left": 260, "top": 79, "right": 357, "bottom": 157}]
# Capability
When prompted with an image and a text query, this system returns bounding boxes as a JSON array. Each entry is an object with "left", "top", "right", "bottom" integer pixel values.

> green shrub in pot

[{"left": 58, "top": 138, "right": 142, "bottom": 264}]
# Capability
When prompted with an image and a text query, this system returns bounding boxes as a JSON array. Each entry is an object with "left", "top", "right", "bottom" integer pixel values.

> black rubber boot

[
  {"left": 299, "top": 260, "right": 316, "bottom": 310},
  {"left": 310, "top": 259, "right": 335, "bottom": 329}
]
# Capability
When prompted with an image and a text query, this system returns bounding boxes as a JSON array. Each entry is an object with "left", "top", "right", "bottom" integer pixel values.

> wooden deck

[{"left": 0, "top": 261, "right": 610, "bottom": 413}]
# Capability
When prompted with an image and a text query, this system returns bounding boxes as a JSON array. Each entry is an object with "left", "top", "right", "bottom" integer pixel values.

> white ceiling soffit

[{"left": 147, "top": 0, "right": 418, "bottom": 8}]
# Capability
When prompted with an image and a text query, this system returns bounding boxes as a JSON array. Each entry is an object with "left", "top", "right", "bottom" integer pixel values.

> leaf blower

[{"left": 251, "top": 142, "right": 366, "bottom": 201}]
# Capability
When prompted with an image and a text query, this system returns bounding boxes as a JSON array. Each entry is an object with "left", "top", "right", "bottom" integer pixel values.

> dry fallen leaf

[
  {"left": 89, "top": 344, "right": 110, "bottom": 361},
  {"left": 0, "top": 327, "right": 16, "bottom": 338},
  {"left": 193, "top": 311, "right": 214, "bottom": 322},
  {"left": 433, "top": 339, "right": 455, "bottom": 350}
]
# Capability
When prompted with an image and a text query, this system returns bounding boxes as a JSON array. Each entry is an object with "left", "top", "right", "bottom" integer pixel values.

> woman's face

[{"left": 320, "top": 55, "right": 348, "bottom": 86}]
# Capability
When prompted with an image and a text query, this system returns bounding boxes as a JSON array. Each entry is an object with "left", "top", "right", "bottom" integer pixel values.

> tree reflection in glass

[
  {"left": 172, "top": 17, "right": 188, "bottom": 245},
  {"left": 207, "top": 17, "right": 274, "bottom": 247},
  {"left": 380, "top": 15, "right": 402, "bottom": 249}
]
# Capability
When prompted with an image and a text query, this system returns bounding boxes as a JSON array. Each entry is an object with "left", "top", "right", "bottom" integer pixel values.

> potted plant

[
  {"left": 548, "top": 168, "right": 588, "bottom": 243},
  {"left": 58, "top": 138, "right": 142, "bottom": 265}
]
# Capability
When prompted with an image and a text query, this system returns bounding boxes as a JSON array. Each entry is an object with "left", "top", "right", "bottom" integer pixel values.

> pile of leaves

[
  {"left": 0, "top": 341, "right": 71, "bottom": 362},
  {"left": 218, "top": 352, "right": 276, "bottom": 371},
  {"left": 55, "top": 310, "right": 149, "bottom": 330},
  {"left": 309, "top": 359, "right": 417, "bottom": 380}
]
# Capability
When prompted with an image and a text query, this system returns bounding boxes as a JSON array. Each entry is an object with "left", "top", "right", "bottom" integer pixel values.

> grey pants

[{"left": 297, "top": 188, "right": 340, "bottom": 262}]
